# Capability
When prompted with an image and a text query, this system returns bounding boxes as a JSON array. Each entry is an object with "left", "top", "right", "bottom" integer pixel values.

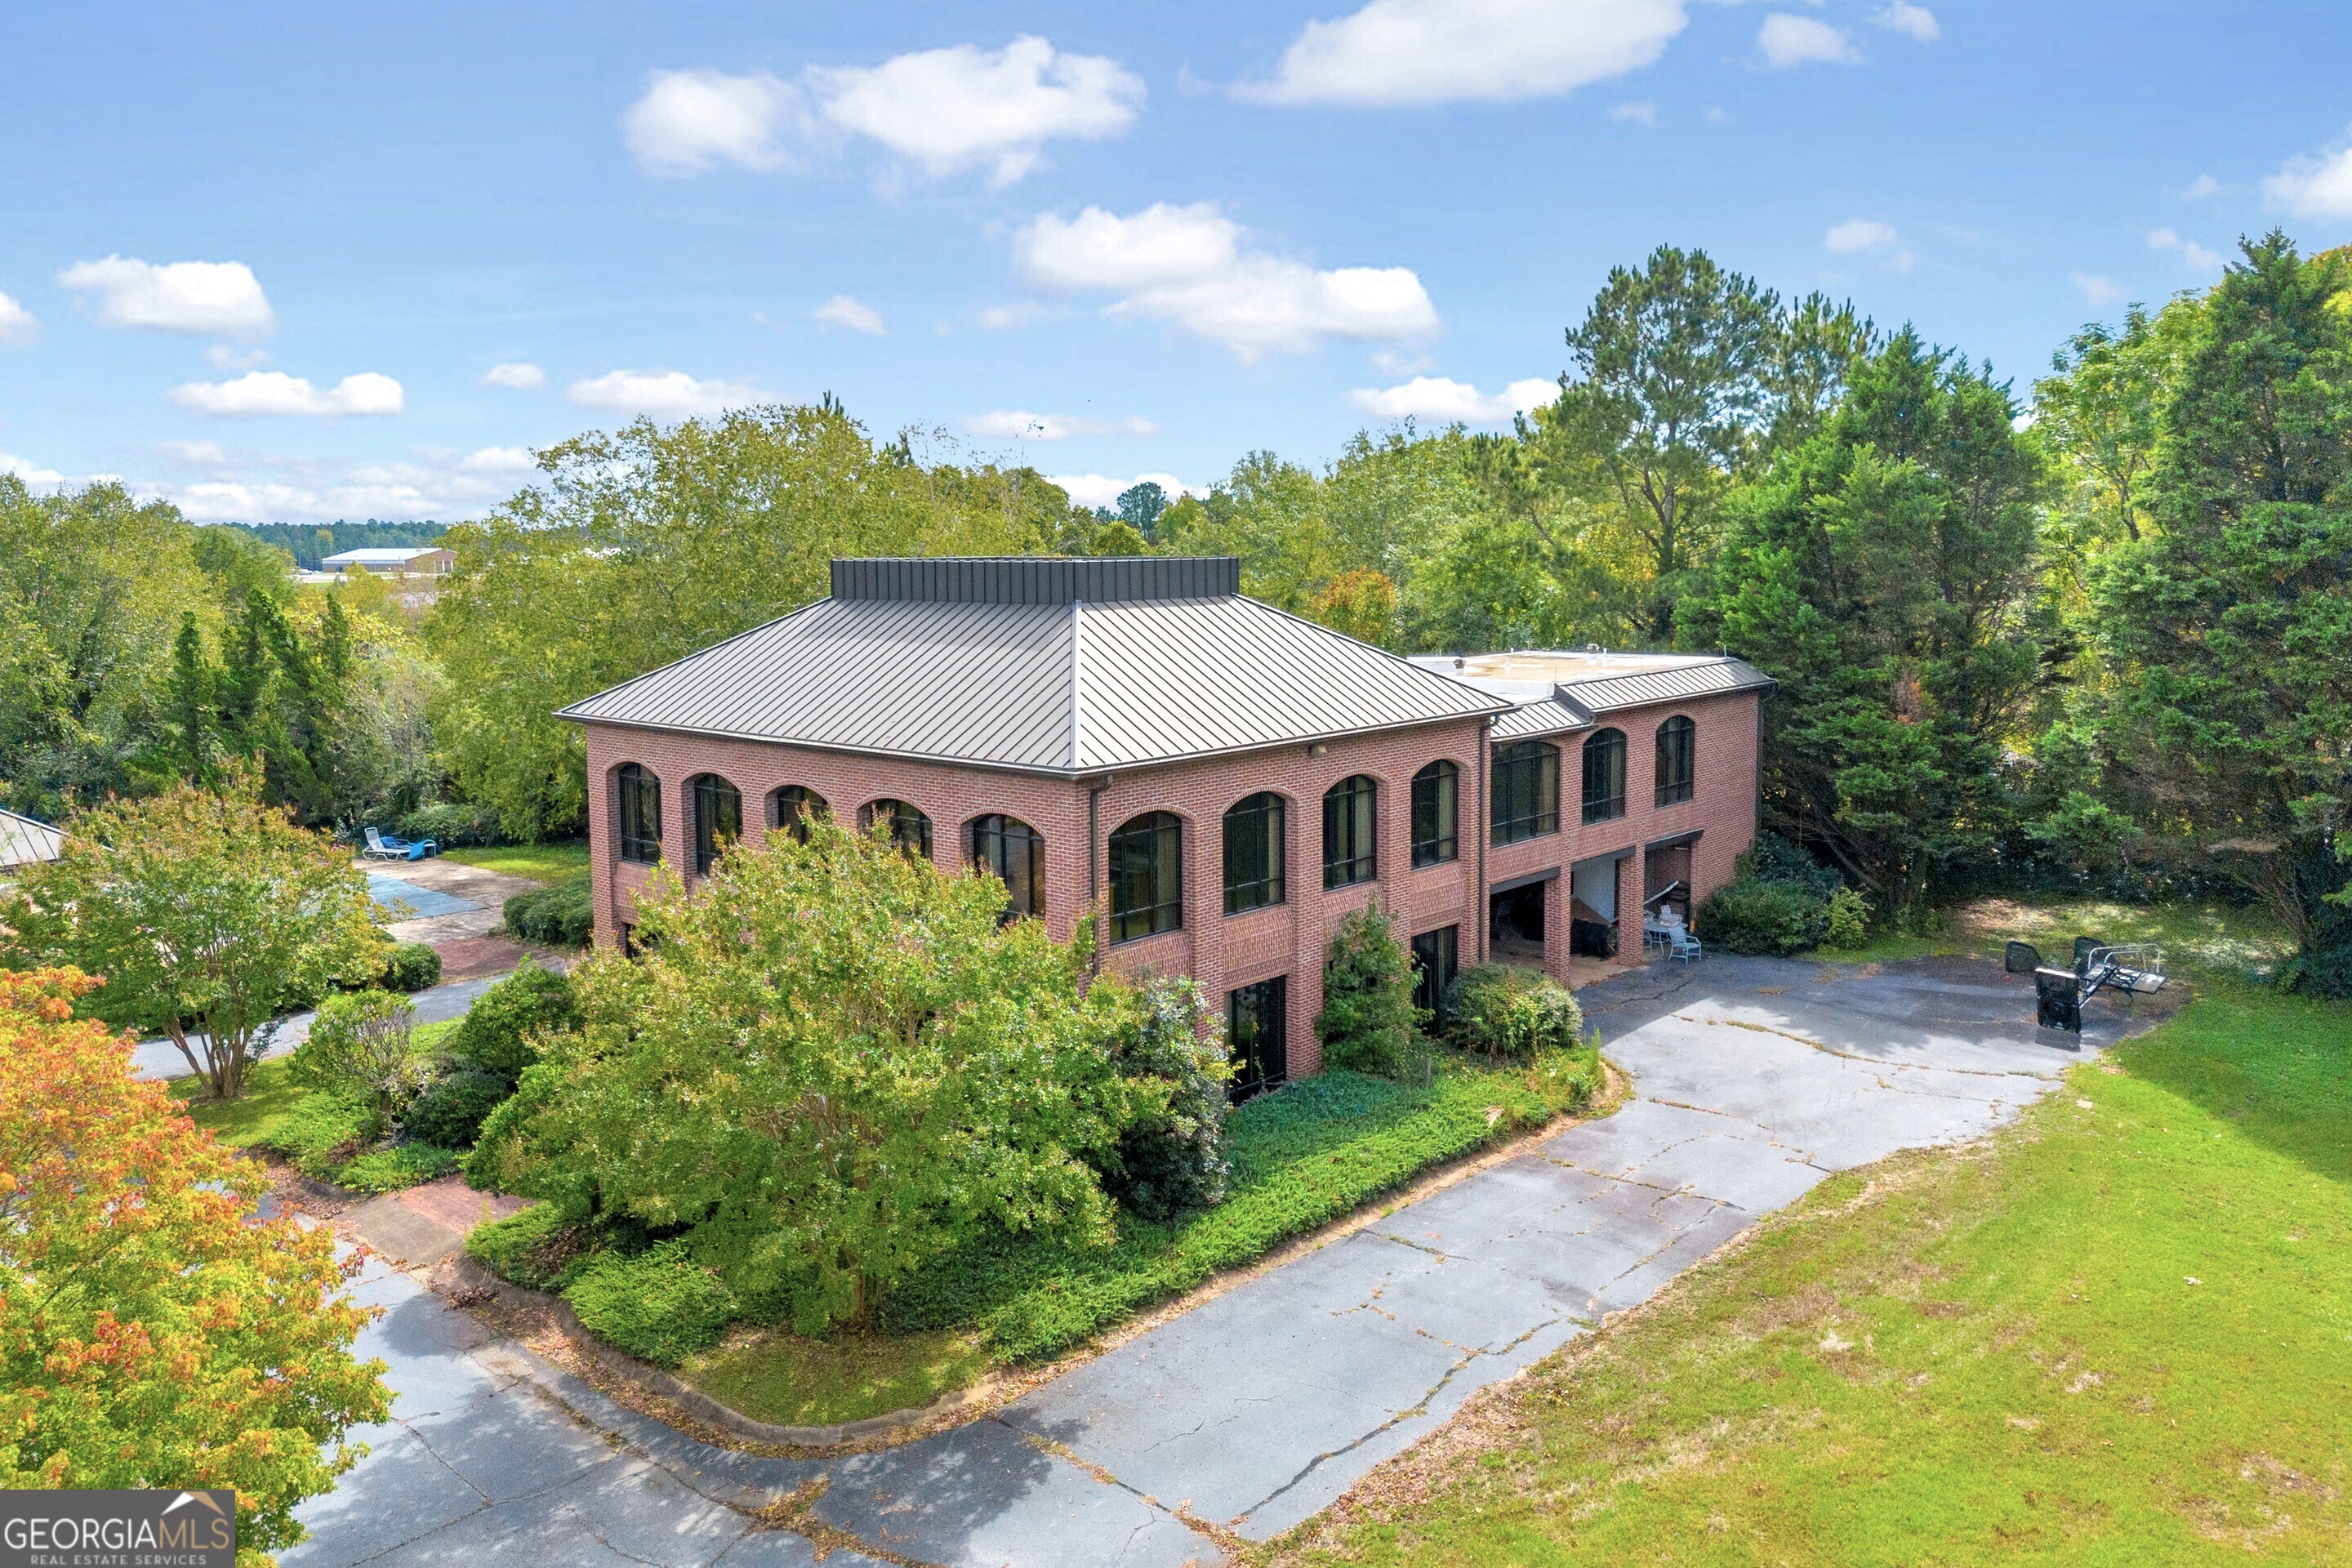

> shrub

[
  {"left": 1698, "top": 878, "right": 1832, "bottom": 955},
  {"left": 2278, "top": 941, "right": 2352, "bottom": 1000},
  {"left": 1097, "top": 977, "right": 1230, "bottom": 1221},
  {"left": 1313, "top": 903, "right": 1423, "bottom": 1078},
  {"left": 1744, "top": 832, "right": 1843, "bottom": 901},
  {"left": 1446, "top": 964, "right": 1583, "bottom": 1062},
  {"left": 503, "top": 873, "right": 593, "bottom": 947},
  {"left": 381, "top": 940, "right": 443, "bottom": 991},
  {"left": 288, "top": 989, "right": 424, "bottom": 1117},
  {"left": 465, "top": 1200, "right": 590, "bottom": 1292},
  {"left": 404, "top": 1069, "right": 513, "bottom": 1147},
  {"left": 563, "top": 1242, "right": 739, "bottom": 1367},
  {"left": 262, "top": 1091, "right": 376, "bottom": 1182},
  {"left": 445, "top": 959, "right": 578, "bottom": 1079},
  {"left": 336, "top": 1143, "right": 461, "bottom": 1194},
  {"left": 1824, "top": 886, "right": 1873, "bottom": 949},
  {"left": 394, "top": 800, "right": 504, "bottom": 848}
]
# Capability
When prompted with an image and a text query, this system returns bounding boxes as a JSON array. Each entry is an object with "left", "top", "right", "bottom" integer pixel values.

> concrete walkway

[
  {"left": 287, "top": 954, "right": 2150, "bottom": 1568},
  {"left": 134, "top": 972, "right": 509, "bottom": 1081}
]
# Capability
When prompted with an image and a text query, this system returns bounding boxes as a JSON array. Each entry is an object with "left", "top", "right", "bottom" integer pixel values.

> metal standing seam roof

[
  {"left": 557, "top": 592, "right": 1508, "bottom": 775},
  {"left": 0, "top": 806, "right": 65, "bottom": 868},
  {"left": 1463, "top": 656, "right": 1774, "bottom": 743}
]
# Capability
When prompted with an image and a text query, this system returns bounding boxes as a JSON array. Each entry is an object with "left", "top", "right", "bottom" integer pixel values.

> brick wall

[{"left": 579, "top": 685, "right": 1758, "bottom": 1083}]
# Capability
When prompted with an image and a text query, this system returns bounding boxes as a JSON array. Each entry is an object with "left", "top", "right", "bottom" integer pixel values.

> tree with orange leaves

[{"left": 0, "top": 968, "right": 390, "bottom": 1566}]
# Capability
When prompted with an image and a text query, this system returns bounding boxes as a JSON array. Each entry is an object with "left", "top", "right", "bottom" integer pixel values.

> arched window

[
  {"left": 1491, "top": 741, "right": 1559, "bottom": 844},
  {"left": 1655, "top": 716, "right": 1696, "bottom": 807},
  {"left": 862, "top": 799, "right": 933, "bottom": 858},
  {"left": 1108, "top": 812, "right": 1183, "bottom": 942},
  {"left": 1582, "top": 728, "right": 1627, "bottom": 823},
  {"left": 688, "top": 774, "right": 742, "bottom": 876},
  {"left": 615, "top": 763, "right": 662, "bottom": 864},
  {"left": 1411, "top": 760, "right": 1459, "bottom": 867},
  {"left": 768, "top": 785, "right": 827, "bottom": 843},
  {"left": 971, "top": 814, "right": 1045, "bottom": 921},
  {"left": 1322, "top": 775, "right": 1378, "bottom": 889},
  {"left": 1223, "top": 792, "right": 1286, "bottom": 914}
]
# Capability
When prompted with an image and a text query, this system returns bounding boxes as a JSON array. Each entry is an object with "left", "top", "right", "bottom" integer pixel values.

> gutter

[{"left": 1477, "top": 716, "right": 1492, "bottom": 964}]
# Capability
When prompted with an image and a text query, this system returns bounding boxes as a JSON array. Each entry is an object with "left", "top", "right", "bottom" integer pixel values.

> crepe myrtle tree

[
  {"left": 469, "top": 815, "right": 1163, "bottom": 1333},
  {"left": 0, "top": 968, "right": 390, "bottom": 1556},
  {"left": 0, "top": 770, "right": 384, "bottom": 1098}
]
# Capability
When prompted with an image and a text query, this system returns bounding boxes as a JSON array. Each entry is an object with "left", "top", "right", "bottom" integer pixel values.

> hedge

[{"left": 503, "top": 873, "right": 593, "bottom": 948}]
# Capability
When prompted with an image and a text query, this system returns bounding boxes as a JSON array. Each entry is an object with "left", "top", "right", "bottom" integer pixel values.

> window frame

[
  {"left": 1410, "top": 924, "right": 1459, "bottom": 1026},
  {"left": 1410, "top": 760, "right": 1459, "bottom": 868},
  {"left": 1490, "top": 740, "right": 1560, "bottom": 845},
  {"left": 863, "top": 798, "right": 933, "bottom": 858},
  {"left": 1107, "top": 811, "right": 1183, "bottom": 944},
  {"left": 971, "top": 813, "right": 1045, "bottom": 922},
  {"left": 769, "top": 785, "right": 827, "bottom": 842},
  {"left": 616, "top": 763, "right": 662, "bottom": 865},
  {"left": 1582, "top": 728, "right": 1628, "bottom": 824},
  {"left": 1222, "top": 791, "right": 1288, "bottom": 915},
  {"left": 1321, "top": 774, "right": 1379, "bottom": 890},
  {"left": 1227, "top": 974, "right": 1289, "bottom": 1102},
  {"left": 1655, "top": 715, "right": 1696, "bottom": 808},
  {"left": 688, "top": 773, "right": 742, "bottom": 877}
]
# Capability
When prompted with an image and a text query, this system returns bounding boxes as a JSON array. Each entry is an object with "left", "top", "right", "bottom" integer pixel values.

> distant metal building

[{"left": 0, "top": 805, "right": 65, "bottom": 881}]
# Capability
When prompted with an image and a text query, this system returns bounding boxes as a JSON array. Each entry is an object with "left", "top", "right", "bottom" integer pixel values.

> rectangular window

[
  {"left": 1108, "top": 813, "right": 1183, "bottom": 943},
  {"left": 1227, "top": 975, "right": 1288, "bottom": 1102},
  {"left": 1491, "top": 742, "right": 1560, "bottom": 845},
  {"left": 1410, "top": 763, "right": 1458, "bottom": 867},
  {"left": 1655, "top": 717, "right": 1696, "bottom": 807},
  {"left": 1223, "top": 793, "right": 1286, "bottom": 914},
  {"left": 1582, "top": 730, "right": 1627, "bottom": 824},
  {"left": 1322, "top": 776, "right": 1378, "bottom": 889},
  {"left": 617, "top": 767, "right": 661, "bottom": 863},
  {"left": 1410, "top": 925, "right": 1459, "bottom": 1026}
]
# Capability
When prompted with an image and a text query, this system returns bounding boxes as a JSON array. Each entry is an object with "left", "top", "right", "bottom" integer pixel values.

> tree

[
  {"left": 428, "top": 403, "right": 1044, "bottom": 839},
  {"left": 0, "top": 966, "right": 390, "bottom": 1557},
  {"left": 0, "top": 773, "right": 384, "bottom": 1098},
  {"left": 1314, "top": 902, "right": 1423, "bottom": 1077},
  {"left": 470, "top": 818, "right": 1153, "bottom": 1331},
  {"left": 1114, "top": 480, "right": 1169, "bottom": 540},
  {"left": 1304, "top": 569, "right": 1398, "bottom": 645},
  {"left": 289, "top": 989, "right": 423, "bottom": 1125},
  {"left": 1685, "top": 330, "right": 2051, "bottom": 911},
  {"left": 2078, "top": 235, "right": 2352, "bottom": 973}
]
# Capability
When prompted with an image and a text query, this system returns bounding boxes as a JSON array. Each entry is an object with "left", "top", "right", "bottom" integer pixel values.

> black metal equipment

[
  {"left": 2034, "top": 967, "right": 2084, "bottom": 1036},
  {"left": 2021, "top": 932, "right": 2167, "bottom": 1039},
  {"left": 2004, "top": 941, "right": 2042, "bottom": 975}
]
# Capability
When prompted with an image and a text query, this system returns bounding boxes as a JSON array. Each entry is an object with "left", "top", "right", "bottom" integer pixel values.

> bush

[
  {"left": 503, "top": 873, "right": 593, "bottom": 947},
  {"left": 466, "top": 1200, "right": 590, "bottom": 1291},
  {"left": 1824, "top": 886, "right": 1873, "bottom": 949},
  {"left": 1446, "top": 964, "right": 1583, "bottom": 1062},
  {"left": 336, "top": 1142, "right": 461, "bottom": 1194},
  {"left": 404, "top": 1069, "right": 513, "bottom": 1147},
  {"left": 288, "top": 989, "right": 424, "bottom": 1116},
  {"left": 394, "top": 800, "right": 504, "bottom": 848},
  {"left": 1744, "top": 832, "right": 1843, "bottom": 901},
  {"left": 2278, "top": 942, "right": 2352, "bottom": 1000},
  {"left": 1097, "top": 978, "right": 1230, "bottom": 1222},
  {"left": 1313, "top": 903, "right": 1423, "bottom": 1077},
  {"left": 261, "top": 1091, "right": 376, "bottom": 1182},
  {"left": 563, "top": 1242, "right": 739, "bottom": 1367},
  {"left": 382, "top": 941, "right": 443, "bottom": 991},
  {"left": 445, "top": 959, "right": 578, "bottom": 1079},
  {"left": 1698, "top": 878, "right": 1833, "bottom": 955}
]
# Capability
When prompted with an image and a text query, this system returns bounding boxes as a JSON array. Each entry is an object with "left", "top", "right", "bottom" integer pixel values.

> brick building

[{"left": 561, "top": 557, "right": 1770, "bottom": 1090}]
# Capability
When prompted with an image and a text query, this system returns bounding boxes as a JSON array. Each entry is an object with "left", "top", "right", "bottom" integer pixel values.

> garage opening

[
  {"left": 1489, "top": 880, "right": 1546, "bottom": 969},
  {"left": 1570, "top": 857, "right": 1619, "bottom": 958}
]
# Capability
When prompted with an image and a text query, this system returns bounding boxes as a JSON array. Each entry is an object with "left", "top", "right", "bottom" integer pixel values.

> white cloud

[
  {"left": 2262, "top": 127, "right": 2352, "bottom": 220},
  {"left": 1824, "top": 218, "right": 1914, "bottom": 271},
  {"left": 171, "top": 370, "right": 404, "bottom": 417},
  {"left": 1609, "top": 100, "right": 1659, "bottom": 126},
  {"left": 460, "top": 445, "right": 537, "bottom": 474},
  {"left": 813, "top": 294, "right": 887, "bottom": 336},
  {"left": 2, "top": 451, "right": 65, "bottom": 485},
  {"left": 2182, "top": 173, "right": 2221, "bottom": 201},
  {"left": 1872, "top": 3, "right": 1939, "bottom": 42},
  {"left": 1046, "top": 471, "right": 1197, "bottom": 509},
  {"left": 1015, "top": 202, "right": 1438, "bottom": 360},
  {"left": 624, "top": 69, "right": 807, "bottom": 176},
  {"left": 1241, "top": 0, "right": 1687, "bottom": 108},
  {"left": 481, "top": 361, "right": 546, "bottom": 390},
  {"left": 810, "top": 36, "right": 1144, "bottom": 185},
  {"left": 623, "top": 38, "right": 1141, "bottom": 185},
  {"left": 157, "top": 439, "right": 229, "bottom": 466},
  {"left": 163, "top": 447, "right": 542, "bottom": 523},
  {"left": 977, "top": 302, "right": 1045, "bottom": 331},
  {"left": 0, "top": 291, "right": 37, "bottom": 345},
  {"left": 2148, "top": 227, "right": 2224, "bottom": 274},
  {"left": 1346, "top": 375, "right": 1556, "bottom": 423},
  {"left": 566, "top": 368, "right": 773, "bottom": 419},
  {"left": 2071, "top": 272, "right": 2125, "bottom": 307},
  {"left": 1758, "top": 14, "right": 1860, "bottom": 69},
  {"left": 960, "top": 410, "right": 1160, "bottom": 440},
  {"left": 57, "top": 256, "right": 274, "bottom": 336}
]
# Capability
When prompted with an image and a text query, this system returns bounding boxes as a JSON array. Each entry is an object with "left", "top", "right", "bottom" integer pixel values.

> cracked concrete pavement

[{"left": 287, "top": 953, "right": 2145, "bottom": 1567}]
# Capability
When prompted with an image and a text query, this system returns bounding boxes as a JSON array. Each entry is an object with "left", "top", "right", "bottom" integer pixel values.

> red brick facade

[{"left": 582, "top": 686, "right": 1759, "bottom": 1083}]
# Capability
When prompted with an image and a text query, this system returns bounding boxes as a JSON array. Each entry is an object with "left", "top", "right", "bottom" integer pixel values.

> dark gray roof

[
  {"left": 831, "top": 555, "right": 1238, "bottom": 604},
  {"left": 559, "top": 586, "right": 1506, "bottom": 775}
]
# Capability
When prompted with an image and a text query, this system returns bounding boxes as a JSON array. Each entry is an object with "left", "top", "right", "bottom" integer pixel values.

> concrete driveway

[{"left": 287, "top": 954, "right": 2148, "bottom": 1568}]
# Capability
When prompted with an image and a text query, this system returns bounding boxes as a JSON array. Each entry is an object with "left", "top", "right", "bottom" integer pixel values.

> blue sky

[{"left": 2, "top": 1, "right": 2349, "bottom": 521}]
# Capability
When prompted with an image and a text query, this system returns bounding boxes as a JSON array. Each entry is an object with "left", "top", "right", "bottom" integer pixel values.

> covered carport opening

[
  {"left": 1570, "top": 849, "right": 1632, "bottom": 959},
  {"left": 1644, "top": 830, "right": 1700, "bottom": 928},
  {"left": 1489, "top": 868, "right": 1552, "bottom": 969}
]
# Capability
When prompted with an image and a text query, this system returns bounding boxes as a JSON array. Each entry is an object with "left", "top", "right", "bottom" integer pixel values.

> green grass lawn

[
  {"left": 1829, "top": 894, "right": 2296, "bottom": 974},
  {"left": 1261, "top": 981, "right": 2352, "bottom": 1566},
  {"left": 173, "top": 1018, "right": 457, "bottom": 1152},
  {"left": 682, "top": 1326, "right": 996, "bottom": 1432},
  {"left": 440, "top": 840, "right": 590, "bottom": 884}
]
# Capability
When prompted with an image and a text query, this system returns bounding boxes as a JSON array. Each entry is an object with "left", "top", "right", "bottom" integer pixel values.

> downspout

[
  {"left": 1086, "top": 773, "right": 1113, "bottom": 974},
  {"left": 1477, "top": 716, "right": 1492, "bottom": 964}
]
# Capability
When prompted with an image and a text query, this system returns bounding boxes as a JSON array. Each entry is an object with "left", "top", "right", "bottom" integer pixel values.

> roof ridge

[{"left": 1068, "top": 597, "right": 1085, "bottom": 772}]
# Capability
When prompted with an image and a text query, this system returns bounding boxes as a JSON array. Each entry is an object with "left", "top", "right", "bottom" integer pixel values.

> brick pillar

[
  {"left": 1544, "top": 874, "right": 1575, "bottom": 986},
  {"left": 1619, "top": 853, "right": 1643, "bottom": 967}
]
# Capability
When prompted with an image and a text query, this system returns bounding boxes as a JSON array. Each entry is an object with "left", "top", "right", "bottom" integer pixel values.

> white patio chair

[{"left": 363, "top": 826, "right": 405, "bottom": 861}]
